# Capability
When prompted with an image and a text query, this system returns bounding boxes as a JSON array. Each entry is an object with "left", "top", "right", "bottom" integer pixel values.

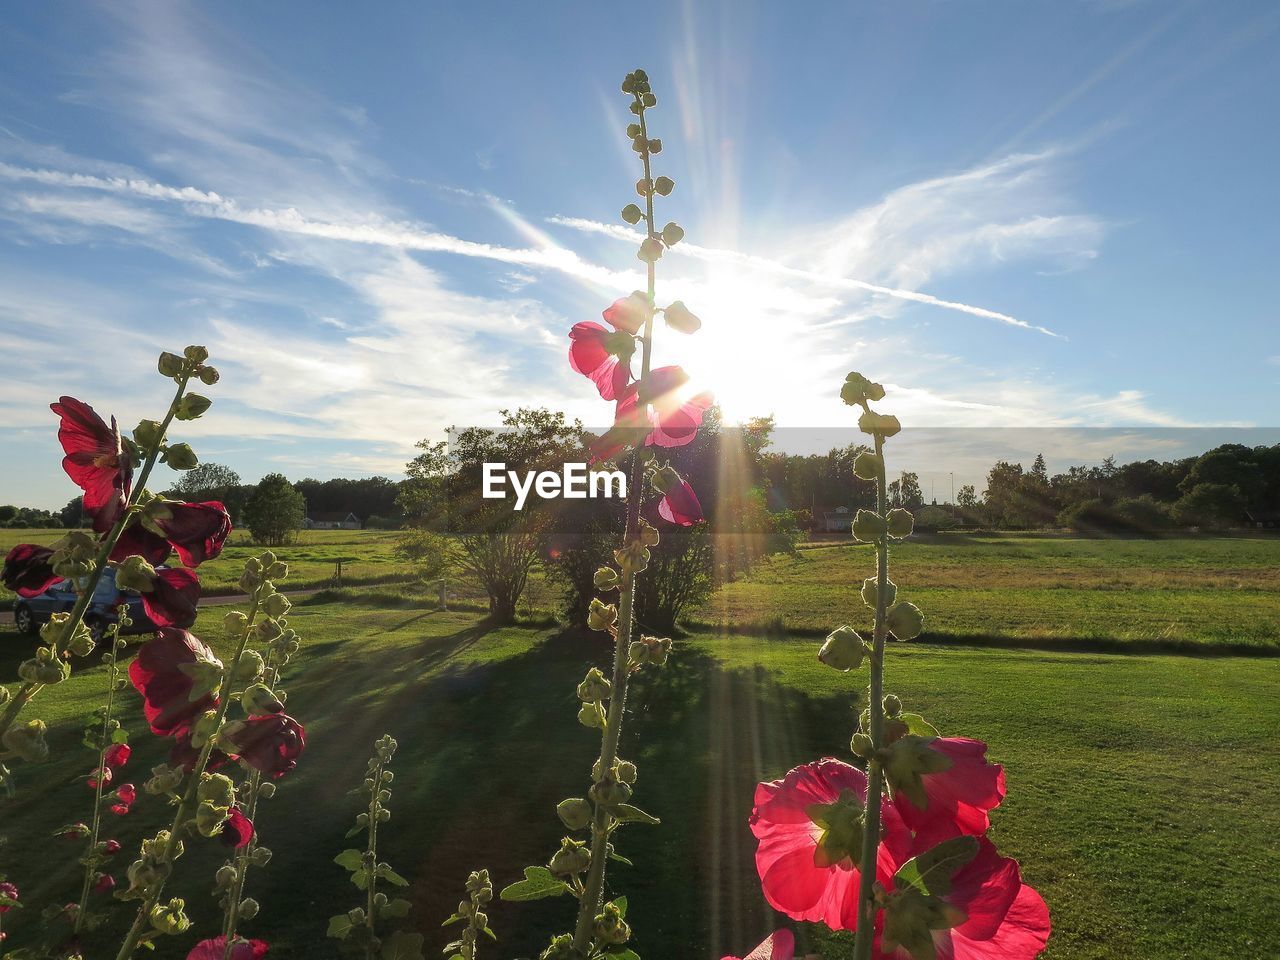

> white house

[
  {"left": 304, "top": 511, "right": 362, "bottom": 530},
  {"left": 821, "top": 506, "right": 853, "bottom": 533}
]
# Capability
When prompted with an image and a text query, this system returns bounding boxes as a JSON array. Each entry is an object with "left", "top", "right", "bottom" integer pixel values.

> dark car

[{"left": 12, "top": 566, "right": 156, "bottom": 640}]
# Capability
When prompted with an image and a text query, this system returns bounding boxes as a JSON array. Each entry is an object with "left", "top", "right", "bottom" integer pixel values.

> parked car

[{"left": 12, "top": 566, "right": 156, "bottom": 640}]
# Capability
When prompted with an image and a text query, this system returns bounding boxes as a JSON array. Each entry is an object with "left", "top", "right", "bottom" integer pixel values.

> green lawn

[
  {"left": 693, "top": 534, "right": 1280, "bottom": 652},
  {"left": 1, "top": 597, "right": 1277, "bottom": 959}
]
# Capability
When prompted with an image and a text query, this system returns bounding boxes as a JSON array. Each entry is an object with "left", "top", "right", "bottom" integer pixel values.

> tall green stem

[
  {"left": 571, "top": 91, "right": 659, "bottom": 952},
  {"left": 113, "top": 597, "right": 259, "bottom": 960},
  {"left": 0, "top": 373, "right": 191, "bottom": 746},
  {"left": 363, "top": 754, "right": 386, "bottom": 960},
  {"left": 852, "top": 434, "right": 889, "bottom": 960}
]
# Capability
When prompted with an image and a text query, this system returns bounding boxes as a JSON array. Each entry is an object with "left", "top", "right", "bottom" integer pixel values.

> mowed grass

[
  {"left": 1, "top": 599, "right": 1277, "bottom": 959},
  {"left": 693, "top": 534, "right": 1280, "bottom": 652}
]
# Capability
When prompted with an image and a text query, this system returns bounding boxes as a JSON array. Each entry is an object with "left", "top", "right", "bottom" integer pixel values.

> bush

[{"left": 243, "top": 472, "right": 305, "bottom": 546}]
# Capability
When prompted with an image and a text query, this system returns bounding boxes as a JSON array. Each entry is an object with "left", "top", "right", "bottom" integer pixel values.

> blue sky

[{"left": 1, "top": 0, "right": 1277, "bottom": 508}]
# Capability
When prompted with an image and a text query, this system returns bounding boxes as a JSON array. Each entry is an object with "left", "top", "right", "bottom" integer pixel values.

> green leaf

[
  {"left": 378, "top": 864, "right": 410, "bottom": 887},
  {"left": 380, "top": 930, "right": 425, "bottom": 960},
  {"left": 603, "top": 949, "right": 641, "bottom": 960},
  {"left": 344, "top": 823, "right": 364, "bottom": 839},
  {"left": 900, "top": 713, "right": 939, "bottom": 738},
  {"left": 441, "top": 913, "right": 463, "bottom": 927},
  {"left": 894, "top": 835, "right": 980, "bottom": 898},
  {"left": 482, "top": 926, "right": 497, "bottom": 940},
  {"left": 608, "top": 850, "right": 633, "bottom": 866},
  {"left": 326, "top": 914, "right": 354, "bottom": 940},
  {"left": 610, "top": 895, "right": 628, "bottom": 918},
  {"left": 381, "top": 897, "right": 412, "bottom": 919},
  {"left": 611, "top": 804, "right": 660, "bottom": 825},
  {"left": 499, "top": 866, "right": 572, "bottom": 902},
  {"left": 333, "top": 848, "right": 364, "bottom": 873}
]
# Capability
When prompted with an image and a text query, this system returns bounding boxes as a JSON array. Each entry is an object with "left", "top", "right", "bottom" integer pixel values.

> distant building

[
  {"left": 1244, "top": 509, "right": 1280, "bottom": 529},
  {"left": 304, "top": 511, "right": 362, "bottom": 530},
  {"left": 821, "top": 506, "right": 853, "bottom": 533}
]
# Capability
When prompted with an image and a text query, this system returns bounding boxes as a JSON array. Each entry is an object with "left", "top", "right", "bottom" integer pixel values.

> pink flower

[
  {"left": 890, "top": 738, "right": 1006, "bottom": 845},
  {"left": 128, "top": 628, "right": 222, "bottom": 736},
  {"left": 602, "top": 291, "right": 649, "bottom": 335},
  {"left": 722, "top": 930, "right": 794, "bottom": 960},
  {"left": 140, "top": 567, "right": 202, "bottom": 629},
  {"left": 104, "top": 839, "right": 122, "bottom": 854},
  {"left": 750, "top": 758, "right": 911, "bottom": 931},
  {"left": 110, "top": 783, "right": 136, "bottom": 816},
  {"left": 220, "top": 808, "right": 254, "bottom": 848},
  {"left": 589, "top": 366, "right": 713, "bottom": 463},
  {"left": 187, "top": 937, "right": 269, "bottom": 960},
  {"left": 51, "top": 397, "right": 131, "bottom": 532},
  {"left": 874, "top": 835, "right": 1050, "bottom": 960},
  {"left": 0, "top": 881, "right": 18, "bottom": 914},
  {"left": 103, "top": 742, "right": 131, "bottom": 770},
  {"left": 94, "top": 874, "right": 116, "bottom": 895},
  {"left": 657, "top": 477, "right": 704, "bottom": 526},
  {"left": 222, "top": 714, "right": 306, "bottom": 779},
  {"left": 569, "top": 322, "right": 633, "bottom": 401},
  {"left": 87, "top": 765, "right": 112, "bottom": 790},
  {"left": 1, "top": 544, "right": 59, "bottom": 598},
  {"left": 110, "top": 501, "right": 232, "bottom": 568}
]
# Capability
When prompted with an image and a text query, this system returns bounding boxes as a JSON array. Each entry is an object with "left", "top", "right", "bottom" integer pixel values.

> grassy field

[
  {"left": 694, "top": 534, "right": 1280, "bottom": 652},
  {"left": 0, "top": 596, "right": 1277, "bottom": 959}
]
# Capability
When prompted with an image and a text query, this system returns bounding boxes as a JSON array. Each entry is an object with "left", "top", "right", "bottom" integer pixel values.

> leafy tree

[
  {"left": 956, "top": 484, "right": 978, "bottom": 509},
  {"left": 59, "top": 496, "right": 86, "bottom": 528},
  {"left": 1174, "top": 482, "right": 1246, "bottom": 529},
  {"left": 243, "top": 472, "right": 305, "bottom": 546},
  {"left": 169, "top": 461, "right": 248, "bottom": 520}
]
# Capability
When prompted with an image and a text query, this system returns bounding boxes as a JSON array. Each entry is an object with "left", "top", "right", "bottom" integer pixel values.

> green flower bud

[
  {"left": 861, "top": 577, "right": 897, "bottom": 609},
  {"left": 886, "top": 508, "right": 914, "bottom": 539},
  {"left": 638, "top": 519, "right": 660, "bottom": 546},
  {"left": 265, "top": 560, "right": 289, "bottom": 580},
  {"left": 660, "top": 221, "right": 684, "bottom": 246},
  {"left": 577, "top": 701, "right": 605, "bottom": 729},
  {"left": 262, "top": 592, "right": 292, "bottom": 618},
  {"left": 133, "top": 419, "right": 167, "bottom": 450},
  {"left": 614, "top": 541, "right": 650, "bottom": 575},
  {"left": 240, "top": 682, "right": 283, "bottom": 716},
  {"left": 850, "top": 732, "right": 875, "bottom": 759},
  {"left": 840, "top": 371, "right": 886, "bottom": 406},
  {"left": 819, "top": 626, "right": 866, "bottom": 672},
  {"left": 593, "top": 567, "right": 620, "bottom": 591},
  {"left": 149, "top": 897, "right": 191, "bottom": 935},
  {"left": 232, "top": 650, "right": 264, "bottom": 683},
  {"left": 636, "top": 178, "right": 653, "bottom": 196},
  {"left": 627, "top": 640, "right": 647, "bottom": 665},
  {"left": 548, "top": 837, "right": 591, "bottom": 877},
  {"left": 198, "top": 772, "right": 236, "bottom": 806},
  {"left": 252, "top": 846, "right": 272, "bottom": 866},
  {"left": 175, "top": 393, "right": 211, "bottom": 421},
  {"left": 594, "top": 902, "right": 631, "bottom": 944},
  {"left": 215, "top": 865, "right": 238, "bottom": 887},
  {"left": 853, "top": 451, "right": 881, "bottom": 481},
  {"left": 157, "top": 352, "right": 185, "bottom": 378},
  {"left": 115, "top": 555, "right": 158, "bottom": 594},
  {"left": 197, "top": 365, "right": 221, "bottom": 386},
  {"left": 258, "top": 781, "right": 276, "bottom": 799},
  {"left": 851, "top": 509, "right": 886, "bottom": 543},
  {"left": 144, "top": 763, "right": 184, "bottom": 796},
  {"left": 647, "top": 138, "right": 662, "bottom": 154},
  {"left": 858, "top": 410, "right": 902, "bottom": 439},
  {"left": 626, "top": 123, "right": 641, "bottom": 138},
  {"left": 662, "top": 300, "right": 700, "bottom": 334},
  {"left": 238, "top": 898, "right": 260, "bottom": 920},
  {"left": 184, "top": 345, "right": 209, "bottom": 363},
  {"left": 576, "top": 667, "right": 612, "bottom": 702},
  {"left": 588, "top": 776, "right": 631, "bottom": 808},
  {"left": 67, "top": 629, "right": 96, "bottom": 658},
  {"left": 886, "top": 602, "right": 925, "bottom": 641},
  {"left": 637, "top": 236, "right": 664, "bottom": 262},
  {"left": 161, "top": 442, "right": 199, "bottom": 471},
  {"left": 642, "top": 92, "right": 656, "bottom": 107},
  {"left": 621, "top": 203, "right": 643, "bottom": 225},
  {"left": 539, "top": 934, "right": 578, "bottom": 960},
  {"left": 616, "top": 760, "right": 637, "bottom": 784},
  {"left": 587, "top": 599, "right": 618, "bottom": 632},
  {"left": 196, "top": 800, "right": 231, "bottom": 838},
  {"left": 653, "top": 175, "right": 675, "bottom": 196},
  {"left": 556, "top": 797, "right": 594, "bottom": 831},
  {"left": 2, "top": 718, "right": 50, "bottom": 763},
  {"left": 884, "top": 694, "right": 903, "bottom": 716},
  {"left": 223, "top": 611, "right": 249, "bottom": 636}
]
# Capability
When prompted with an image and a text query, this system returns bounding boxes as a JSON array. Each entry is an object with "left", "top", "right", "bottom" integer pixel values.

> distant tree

[
  {"left": 914, "top": 504, "right": 958, "bottom": 532},
  {"left": 1174, "top": 483, "right": 1246, "bottom": 529},
  {"left": 243, "top": 473, "right": 305, "bottom": 546},
  {"left": 898, "top": 471, "right": 924, "bottom": 511},
  {"left": 170, "top": 461, "right": 248, "bottom": 521},
  {"left": 0, "top": 505, "right": 16, "bottom": 524},
  {"left": 1031, "top": 453, "right": 1048, "bottom": 482},
  {"left": 983, "top": 461, "right": 1026, "bottom": 527},
  {"left": 59, "top": 496, "right": 86, "bottom": 529},
  {"left": 956, "top": 485, "right": 978, "bottom": 509}
]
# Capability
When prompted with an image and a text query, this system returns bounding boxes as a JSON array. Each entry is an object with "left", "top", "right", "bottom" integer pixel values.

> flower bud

[
  {"left": 262, "top": 592, "right": 292, "bottom": 618},
  {"left": 858, "top": 410, "right": 902, "bottom": 439},
  {"left": 840, "top": 371, "right": 886, "bottom": 407},
  {"left": 626, "top": 123, "right": 641, "bottom": 138},
  {"left": 232, "top": 650, "right": 265, "bottom": 683},
  {"left": 647, "top": 138, "right": 662, "bottom": 154},
  {"left": 636, "top": 178, "right": 653, "bottom": 196},
  {"left": 637, "top": 237, "right": 664, "bottom": 262},
  {"left": 886, "top": 602, "right": 925, "bottom": 641},
  {"left": 115, "top": 555, "right": 157, "bottom": 594},
  {"left": 223, "top": 611, "right": 249, "bottom": 636},
  {"left": 175, "top": 394, "right": 212, "bottom": 422},
  {"left": 2, "top": 719, "right": 50, "bottom": 763},
  {"left": 577, "top": 702, "right": 605, "bottom": 729},
  {"left": 660, "top": 221, "right": 684, "bottom": 246},
  {"left": 240, "top": 682, "right": 284, "bottom": 716},
  {"left": 850, "top": 733, "right": 875, "bottom": 759},
  {"left": 576, "top": 667, "right": 613, "bottom": 702},
  {"left": 157, "top": 352, "right": 185, "bottom": 378},
  {"left": 660, "top": 301, "right": 700, "bottom": 338},
  {"left": 184, "top": 345, "right": 209, "bottom": 363},
  {"left": 587, "top": 599, "right": 618, "bottom": 632},
  {"left": 594, "top": 902, "right": 631, "bottom": 944},
  {"left": 819, "top": 626, "right": 866, "bottom": 672},
  {"left": 653, "top": 175, "right": 675, "bottom": 196},
  {"left": 861, "top": 577, "right": 897, "bottom": 610},
  {"left": 133, "top": 419, "right": 167, "bottom": 450},
  {"left": 144, "top": 764, "right": 184, "bottom": 796},
  {"left": 215, "top": 865, "right": 237, "bottom": 887},
  {"left": 614, "top": 541, "right": 650, "bottom": 575},
  {"left": 252, "top": 846, "right": 272, "bottom": 866},
  {"left": 161, "top": 442, "right": 199, "bottom": 471},
  {"left": 593, "top": 567, "right": 620, "bottom": 591},
  {"left": 258, "top": 781, "right": 276, "bottom": 799},
  {"left": 197, "top": 773, "right": 236, "bottom": 806},
  {"left": 540, "top": 934, "right": 578, "bottom": 960},
  {"left": 621, "top": 203, "right": 643, "bottom": 225},
  {"left": 851, "top": 509, "right": 885, "bottom": 544},
  {"left": 198, "top": 365, "right": 221, "bottom": 385},
  {"left": 265, "top": 560, "right": 289, "bottom": 580},
  {"left": 149, "top": 898, "right": 191, "bottom": 935},
  {"left": 616, "top": 760, "right": 637, "bottom": 784},
  {"left": 588, "top": 777, "right": 631, "bottom": 808},
  {"left": 556, "top": 797, "right": 593, "bottom": 831},
  {"left": 886, "top": 508, "right": 914, "bottom": 539},
  {"left": 548, "top": 838, "right": 591, "bottom": 877},
  {"left": 853, "top": 451, "right": 881, "bottom": 481},
  {"left": 238, "top": 898, "right": 259, "bottom": 920}
]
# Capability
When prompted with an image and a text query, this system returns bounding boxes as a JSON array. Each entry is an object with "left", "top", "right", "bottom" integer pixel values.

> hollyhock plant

[
  {"left": 220, "top": 714, "right": 306, "bottom": 779},
  {"left": 569, "top": 322, "right": 634, "bottom": 401},
  {"left": 95, "top": 874, "right": 117, "bottom": 895},
  {"left": 653, "top": 466, "right": 704, "bottom": 526},
  {"left": 51, "top": 396, "right": 132, "bottom": 532},
  {"left": 889, "top": 737, "right": 1006, "bottom": 844},
  {"left": 110, "top": 783, "right": 137, "bottom": 816},
  {"left": 219, "top": 808, "right": 254, "bottom": 849},
  {"left": 109, "top": 500, "right": 232, "bottom": 568},
  {"left": 1, "top": 543, "right": 60, "bottom": 597},
  {"left": 142, "top": 567, "right": 202, "bottom": 629},
  {"left": 128, "top": 628, "right": 224, "bottom": 736},
  {"left": 187, "top": 937, "right": 269, "bottom": 960},
  {"left": 104, "top": 742, "right": 132, "bottom": 771},
  {"left": 751, "top": 758, "right": 911, "bottom": 931},
  {"left": 723, "top": 930, "right": 795, "bottom": 960}
]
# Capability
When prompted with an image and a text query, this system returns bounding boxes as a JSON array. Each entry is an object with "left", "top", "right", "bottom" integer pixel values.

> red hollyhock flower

[
  {"left": 141, "top": 567, "right": 202, "bottom": 629},
  {"left": 51, "top": 397, "right": 131, "bottom": 532},
  {"left": 722, "top": 930, "right": 794, "bottom": 960},
  {"left": 104, "top": 743, "right": 131, "bottom": 770},
  {"left": 658, "top": 478, "right": 704, "bottom": 526},
  {"left": 128, "top": 628, "right": 222, "bottom": 736},
  {"left": 588, "top": 366, "right": 713, "bottom": 463},
  {"left": 104, "top": 839, "right": 121, "bottom": 854},
  {"left": 873, "top": 835, "right": 1050, "bottom": 960},
  {"left": 890, "top": 738, "right": 1006, "bottom": 845},
  {"left": 0, "top": 880, "right": 18, "bottom": 914},
  {"left": 187, "top": 937, "right": 269, "bottom": 960},
  {"left": 110, "top": 783, "right": 136, "bottom": 816},
  {"left": 222, "top": 714, "right": 306, "bottom": 779},
  {"left": 94, "top": 874, "right": 116, "bottom": 895},
  {"left": 2, "top": 544, "right": 60, "bottom": 598},
  {"left": 569, "top": 322, "right": 633, "bottom": 401},
  {"left": 602, "top": 291, "right": 649, "bottom": 335},
  {"left": 220, "top": 808, "right": 254, "bottom": 848},
  {"left": 87, "top": 766, "right": 112, "bottom": 791},
  {"left": 750, "top": 758, "right": 911, "bottom": 931},
  {"left": 169, "top": 725, "right": 230, "bottom": 774},
  {"left": 110, "top": 501, "right": 232, "bottom": 568}
]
